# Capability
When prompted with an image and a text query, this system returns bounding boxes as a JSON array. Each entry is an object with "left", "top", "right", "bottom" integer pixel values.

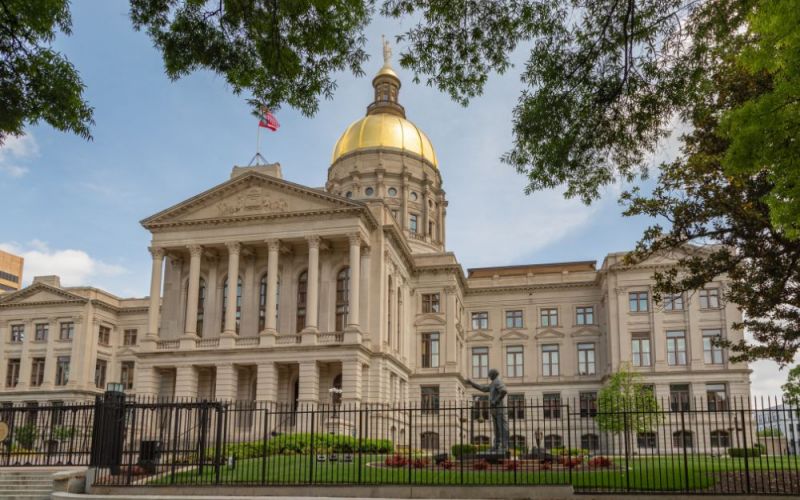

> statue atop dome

[{"left": 382, "top": 35, "right": 392, "bottom": 66}]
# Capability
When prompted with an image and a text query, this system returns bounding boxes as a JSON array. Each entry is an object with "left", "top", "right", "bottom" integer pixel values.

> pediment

[
  {"left": 141, "top": 171, "right": 365, "bottom": 227},
  {"left": 500, "top": 330, "right": 529, "bottom": 341},
  {"left": 466, "top": 331, "right": 493, "bottom": 342},
  {"left": 0, "top": 283, "right": 87, "bottom": 306},
  {"left": 571, "top": 327, "right": 602, "bottom": 338},
  {"left": 116, "top": 347, "right": 137, "bottom": 357},
  {"left": 534, "top": 328, "right": 565, "bottom": 339},
  {"left": 414, "top": 314, "right": 447, "bottom": 327}
]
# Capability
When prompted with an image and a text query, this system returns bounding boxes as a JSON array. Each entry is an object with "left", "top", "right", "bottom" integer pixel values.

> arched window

[
  {"left": 258, "top": 273, "right": 280, "bottom": 331},
  {"left": 222, "top": 276, "right": 242, "bottom": 333},
  {"left": 296, "top": 271, "right": 307, "bottom": 332},
  {"left": 335, "top": 267, "right": 350, "bottom": 331},
  {"left": 472, "top": 435, "right": 491, "bottom": 446},
  {"left": 710, "top": 430, "right": 731, "bottom": 448},
  {"left": 544, "top": 434, "right": 563, "bottom": 449},
  {"left": 421, "top": 431, "right": 439, "bottom": 450},
  {"left": 184, "top": 278, "right": 206, "bottom": 336},
  {"left": 581, "top": 433, "right": 600, "bottom": 451},
  {"left": 673, "top": 430, "right": 693, "bottom": 448}
]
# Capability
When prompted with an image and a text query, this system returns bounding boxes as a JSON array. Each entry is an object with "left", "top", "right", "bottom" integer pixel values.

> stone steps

[{"left": 0, "top": 471, "right": 54, "bottom": 500}]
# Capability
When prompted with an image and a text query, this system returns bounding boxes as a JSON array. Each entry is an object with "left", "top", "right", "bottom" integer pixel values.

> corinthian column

[
  {"left": 347, "top": 233, "right": 361, "bottom": 329},
  {"left": 264, "top": 239, "right": 280, "bottom": 333},
  {"left": 184, "top": 244, "right": 202, "bottom": 337},
  {"left": 223, "top": 241, "right": 241, "bottom": 337},
  {"left": 146, "top": 247, "right": 165, "bottom": 339},
  {"left": 304, "top": 235, "right": 320, "bottom": 332}
]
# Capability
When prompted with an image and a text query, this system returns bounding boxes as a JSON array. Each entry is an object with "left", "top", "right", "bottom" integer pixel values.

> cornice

[
  {"left": 146, "top": 207, "right": 378, "bottom": 232},
  {"left": 0, "top": 299, "right": 86, "bottom": 309},
  {"left": 465, "top": 280, "right": 596, "bottom": 295}
]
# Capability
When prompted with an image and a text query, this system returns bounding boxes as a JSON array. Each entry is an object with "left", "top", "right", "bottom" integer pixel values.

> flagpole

[{"left": 256, "top": 121, "right": 262, "bottom": 156}]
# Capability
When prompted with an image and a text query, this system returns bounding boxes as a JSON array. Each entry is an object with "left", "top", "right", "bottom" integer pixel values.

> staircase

[{"left": 0, "top": 470, "right": 54, "bottom": 500}]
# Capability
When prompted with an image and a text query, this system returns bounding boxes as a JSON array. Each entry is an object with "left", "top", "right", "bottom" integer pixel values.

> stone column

[
  {"left": 174, "top": 365, "right": 198, "bottom": 399},
  {"left": 184, "top": 244, "right": 202, "bottom": 338},
  {"left": 347, "top": 234, "right": 361, "bottom": 329},
  {"left": 215, "top": 364, "right": 238, "bottom": 401},
  {"left": 241, "top": 251, "right": 256, "bottom": 336},
  {"left": 204, "top": 252, "right": 218, "bottom": 338},
  {"left": 304, "top": 236, "right": 320, "bottom": 333},
  {"left": 341, "top": 357, "right": 363, "bottom": 405},
  {"left": 145, "top": 247, "right": 165, "bottom": 342},
  {"left": 256, "top": 362, "right": 277, "bottom": 402},
  {"left": 264, "top": 239, "right": 280, "bottom": 334},
  {"left": 401, "top": 174, "right": 409, "bottom": 230},
  {"left": 223, "top": 242, "right": 241, "bottom": 337}
]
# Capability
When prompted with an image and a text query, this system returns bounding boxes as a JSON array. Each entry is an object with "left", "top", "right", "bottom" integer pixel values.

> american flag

[{"left": 258, "top": 108, "right": 280, "bottom": 131}]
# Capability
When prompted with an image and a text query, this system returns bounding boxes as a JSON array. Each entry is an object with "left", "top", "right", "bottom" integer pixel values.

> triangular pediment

[
  {"left": 534, "top": 328, "right": 565, "bottom": 339},
  {"left": 141, "top": 171, "right": 366, "bottom": 227},
  {"left": 0, "top": 282, "right": 87, "bottom": 306},
  {"left": 571, "top": 327, "right": 602, "bottom": 338},
  {"left": 500, "top": 330, "right": 529, "bottom": 341},
  {"left": 466, "top": 331, "right": 493, "bottom": 342},
  {"left": 414, "top": 314, "right": 447, "bottom": 327}
]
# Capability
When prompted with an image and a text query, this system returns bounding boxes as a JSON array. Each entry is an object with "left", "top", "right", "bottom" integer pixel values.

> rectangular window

[
  {"left": 409, "top": 214, "right": 418, "bottom": 233},
  {"left": 576, "top": 306, "right": 594, "bottom": 325},
  {"left": 55, "top": 356, "right": 70, "bottom": 386},
  {"left": 629, "top": 291, "right": 649, "bottom": 312},
  {"left": 505, "top": 310, "right": 523, "bottom": 328},
  {"left": 95, "top": 359, "right": 107, "bottom": 388},
  {"left": 508, "top": 393, "right": 525, "bottom": 420},
  {"left": 707, "top": 383, "right": 727, "bottom": 411},
  {"left": 10, "top": 324, "right": 24, "bottom": 343},
  {"left": 699, "top": 288, "right": 721, "bottom": 309},
  {"left": 703, "top": 329, "right": 724, "bottom": 364},
  {"left": 30, "top": 358, "right": 46, "bottom": 387},
  {"left": 632, "top": 333, "right": 652, "bottom": 367},
  {"left": 59, "top": 322, "right": 74, "bottom": 341},
  {"left": 422, "top": 293, "right": 440, "bottom": 313},
  {"left": 541, "top": 344, "right": 560, "bottom": 376},
  {"left": 577, "top": 343, "right": 596, "bottom": 375},
  {"left": 472, "top": 395, "right": 489, "bottom": 420},
  {"left": 540, "top": 308, "right": 558, "bottom": 327},
  {"left": 664, "top": 293, "right": 684, "bottom": 311},
  {"left": 471, "top": 311, "right": 488, "bottom": 330},
  {"left": 543, "top": 393, "right": 561, "bottom": 419},
  {"left": 670, "top": 384, "right": 691, "bottom": 412},
  {"left": 580, "top": 392, "right": 598, "bottom": 417},
  {"left": 506, "top": 345, "right": 524, "bottom": 378},
  {"left": 51, "top": 400, "right": 65, "bottom": 426},
  {"left": 421, "top": 385, "right": 439, "bottom": 414},
  {"left": 666, "top": 330, "right": 687, "bottom": 366},
  {"left": 121, "top": 361, "right": 135, "bottom": 390},
  {"left": 5, "top": 359, "right": 20, "bottom": 387},
  {"left": 123, "top": 329, "right": 138, "bottom": 346},
  {"left": 25, "top": 401, "right": 38, "bottom": 426},
  {"left": 34, "top": 323, "right": 48, "bottom": 341},
  {"left": 98, "top": 326, "right": 111, "bottom": 346},
  {"left": 421, "top": 333, "right": 440, "bottom": 368},
  {"left": 471, "top": 347, "right": 488, "bottom": 379}
]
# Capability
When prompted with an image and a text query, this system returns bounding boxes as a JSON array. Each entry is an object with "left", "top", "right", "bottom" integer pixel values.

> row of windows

[
  {"left": 0, "top": 270, "right": 20, "bottom": 283},
  {"left": 629, "top": 288, "right": 722, "bottom": 312},
  {"left": 7, "top": 322, "right": 138, "bottom": 347},
  {"left": 5, "top": 356, "right": 135, "bottom": 390},
  {"left": 344, "top": 187, "right": 432, "bottom": 204},
  {"left": 631, "top": 329, "right": 725, "bottom": 367},
  {"left": 469, "top": 306, "right": 595, "bottom": 330}
]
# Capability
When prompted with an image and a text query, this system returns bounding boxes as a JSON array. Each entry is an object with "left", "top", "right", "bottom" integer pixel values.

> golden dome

[{"left": 331, "top": 112, "right": 438, "bottom": 168}]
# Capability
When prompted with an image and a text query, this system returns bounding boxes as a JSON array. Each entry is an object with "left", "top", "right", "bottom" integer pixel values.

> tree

[
  {"left": 596, "top": 367, "right": 661, "bottom": 462},
  {"left": 0, "top": 0, "right": 94, "bottom": 144},
  {"left": 783, "top": 365, "right": 800, "bottom": 406}
]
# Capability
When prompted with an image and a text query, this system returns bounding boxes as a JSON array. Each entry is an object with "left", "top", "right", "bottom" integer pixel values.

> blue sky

[{"left": 0, "top": 1, "right": 789, "bottom": 395}]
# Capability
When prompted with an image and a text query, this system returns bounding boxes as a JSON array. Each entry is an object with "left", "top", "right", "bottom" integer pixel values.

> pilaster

[
  {"left": 256, "top": 362, "right": 278, "bottom": 402},
  {"left": 215, "top": 363, "right": 238, "bottom": 401},
  {"left": 174, "top": 365, "right": 199, "bottom": 399}
]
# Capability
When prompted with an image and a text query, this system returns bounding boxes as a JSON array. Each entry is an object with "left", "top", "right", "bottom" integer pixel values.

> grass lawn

[{"left": 148, "top": 454, "right": 800, "bottom": 491}]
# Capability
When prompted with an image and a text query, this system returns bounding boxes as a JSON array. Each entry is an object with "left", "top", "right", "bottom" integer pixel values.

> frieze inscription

[{"left": 217, "top": 187, "right": 289, "bottom": 216}]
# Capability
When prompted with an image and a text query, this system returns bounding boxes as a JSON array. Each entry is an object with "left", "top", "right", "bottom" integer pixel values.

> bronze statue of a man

[{"left": 467, "top": 368, "right": 509, "bottom": 452}]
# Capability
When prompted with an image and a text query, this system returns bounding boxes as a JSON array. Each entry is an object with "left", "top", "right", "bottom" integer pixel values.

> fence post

[
  {"left": 680, "top": 409, "right": 689, "bottom": 492},
  {"left": 740, "top": 408, "right": 751, "bottom": 494},
  {"left": 407, "top": 406, "right": 413, "bottom": 485},
  {"left": 566, "top": 402, "right": 572, "bottom": 486},
  {"left": 213, "top": 404, "right": 223, "bottom": 484},
  {"left": 459, "top": 406, "right": 464, "bottom": 485},
  {"left": 309, "top": 407, "right": 315, "bottom": 485},
  {"left": 260, "top": 404, "right": 269, "bottom": 485},
  {"left": 357, "top": 405, "right": 364, "bottom": 485},
  {"left": 623, "top": 409, "right": 630, "bottom": 491}
]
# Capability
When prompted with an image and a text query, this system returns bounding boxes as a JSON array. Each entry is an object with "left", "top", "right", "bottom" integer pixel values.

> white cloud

[
  {"left": 0, "top": 241, "right": 127, "bottom": 288},
  {"left": 0, "top": 133, "right": 38, "bottom": 178}
]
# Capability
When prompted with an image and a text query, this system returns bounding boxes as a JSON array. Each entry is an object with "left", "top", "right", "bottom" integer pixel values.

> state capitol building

[{"left": 0, "top": 55, "right": 751, "bottom": 443}]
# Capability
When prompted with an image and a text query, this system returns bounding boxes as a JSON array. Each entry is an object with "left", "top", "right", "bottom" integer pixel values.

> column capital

[
  {"left": 305, "top": 235, "right": 321, "bottom": 250},
  {"left": 266, "top": 239, "right": 281, "bottom": 252},
  {"left": 361, "top": 245, "right": 371, "bottom": 257},
  {"left": 187, "top": 244, "right": 203, "bottom": 258},
  {"left": 225, "top": 241, "right": 241, "bottom": 255},
  {"left": 347, "top": 233, "right": 362, "bottom": 247},
  {"left": 148, "top": 246, "right": 165, "bottom": 259},
  {"left": 203, "top": 249, "right": 219, "bottom": 262}
]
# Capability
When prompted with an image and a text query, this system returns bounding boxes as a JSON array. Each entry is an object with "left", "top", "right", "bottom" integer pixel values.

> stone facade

[{"left": 0, "top": 57, "right": 749, "bottom": 444}]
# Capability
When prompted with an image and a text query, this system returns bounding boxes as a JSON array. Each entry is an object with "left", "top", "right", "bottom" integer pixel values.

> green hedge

[
  {"left": 728, "top": 447, "right": 763, "bottom": 458},
  {"left": 451, "top": 444, "right": 476, "bottom": 457},
  {"left": 204, "top": 434, "right": 393, "bottom": 460}
]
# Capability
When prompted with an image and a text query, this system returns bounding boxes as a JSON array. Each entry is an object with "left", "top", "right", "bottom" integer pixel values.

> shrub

[
  {"left": 728, "top": 447, "right": 763, "bottom": 458},
  {"left": 438, "top": 458, "right": 454, "bottom": 470},
  {"left": 588, "top": 456, "right": 613, "bottom": 468},
  {"left": 385, "top": 454, "right": 408, "bottom": 467},
  {"left": 757, "top": 428, "right": 782, "bottom": 437},
  {"left": 15, "top": 424, "right": 38, "bottom": 450},
  {"left": 472, "top": 459, "right": 490, "bottom": 471},
  {"left": 550, "top": 446, "right": 565, "bottom": 456},
  {"left": 413, "top": 457, "right": 430, "bottom": 469},
  {"left": 561, "top": 456, "right": 583, "bottom": 468},
  {"left": 451, "top": 443, "right": 476, "bottom": 458}
]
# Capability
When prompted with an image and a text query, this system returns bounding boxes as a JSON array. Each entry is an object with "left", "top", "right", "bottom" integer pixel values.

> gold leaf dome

[{"left": 331, "top": 113, "right": 438, "bottom": 168}]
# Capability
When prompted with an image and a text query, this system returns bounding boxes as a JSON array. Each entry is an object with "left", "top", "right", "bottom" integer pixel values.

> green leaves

[
  {"left": 0, "top": 0, "right": 94, "bottom": 144},
  {"left": 596, "top": 368, "right": 662, "bottom": 434},
  {"left": 129, "top": 0, "right": 374, "bottom": 117}
]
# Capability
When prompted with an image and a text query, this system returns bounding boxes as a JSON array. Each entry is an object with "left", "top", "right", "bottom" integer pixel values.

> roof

[{"left": 467, "top": 260, "right": 597, "bottom": 278}]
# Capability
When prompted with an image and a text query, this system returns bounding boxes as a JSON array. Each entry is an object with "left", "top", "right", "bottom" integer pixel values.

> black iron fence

[
  {"left": 85, "top": 395, "right": 800, "bottom": 494},
  {"left": 0, "top": 400, "right": 95, "bottom": 466}
]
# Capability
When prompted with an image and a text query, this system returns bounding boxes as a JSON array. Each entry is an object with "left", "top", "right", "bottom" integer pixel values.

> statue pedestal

[{"left": 474, "top": 450, "right": 510, "bottom": 464}]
